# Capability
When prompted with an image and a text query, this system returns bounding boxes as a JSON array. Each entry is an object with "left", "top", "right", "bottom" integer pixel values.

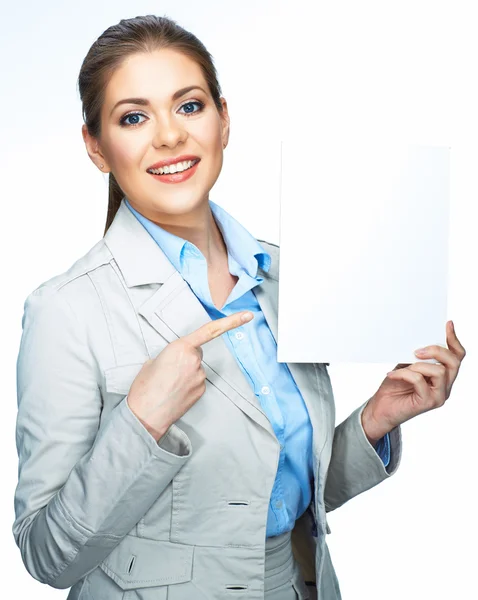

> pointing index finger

[{"left": 183, "top": 311, "right": 253, "bottom": 348}]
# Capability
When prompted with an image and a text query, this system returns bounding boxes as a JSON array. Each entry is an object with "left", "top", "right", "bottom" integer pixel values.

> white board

[{"left": 277, "top": 141, "right": 450, "bottom": 364}]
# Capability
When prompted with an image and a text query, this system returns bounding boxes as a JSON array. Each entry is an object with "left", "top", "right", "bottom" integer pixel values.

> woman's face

[{"left": 83, "top": 49, "right": 230, "bottom": 224}]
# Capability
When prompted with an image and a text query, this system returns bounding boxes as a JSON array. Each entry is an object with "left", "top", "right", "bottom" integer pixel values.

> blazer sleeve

[
  {"left": 323, "top": 374, "right": 402, "bottom": 512},
  {"left": 13, "top": 286, "right": 192, "bottom": 589}
]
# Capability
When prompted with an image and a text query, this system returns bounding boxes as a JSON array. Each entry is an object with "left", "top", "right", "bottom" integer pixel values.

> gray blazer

[{"left": 13, "top": 199, "right": 402, "bottom": 600}]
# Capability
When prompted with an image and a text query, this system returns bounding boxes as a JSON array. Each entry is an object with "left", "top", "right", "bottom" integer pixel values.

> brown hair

[{"left": 77, "top": 14, "right": 224, "bottom": 236}]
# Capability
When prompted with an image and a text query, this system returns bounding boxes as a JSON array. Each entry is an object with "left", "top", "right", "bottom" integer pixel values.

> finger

[
  {"left": 183, "top": 311, "right": 253, "bottom": 348},
  {"left": 447, "top": 320, "right": 466, "bottom": 361},
  {"left": 393, "top": 361, "right": 447, "bottom": 392},
  {"left": 386, "top": 367, "right": 431, "bottom": 403},
  {"left": 414, "top": 342, "right": 460, "bottom": 372}
]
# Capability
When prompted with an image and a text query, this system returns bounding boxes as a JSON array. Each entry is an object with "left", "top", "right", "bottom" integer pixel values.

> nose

[{"left": 151, "top": 112, "right": 188, "bottom": 149}]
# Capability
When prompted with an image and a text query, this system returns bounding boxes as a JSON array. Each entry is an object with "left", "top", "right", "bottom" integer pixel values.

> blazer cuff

[
  {"left": 324, "top": 398, "right": 402, "bottom": 511},
  {"left": 124, "top": 396, "right": 191, "bottom": 458}
]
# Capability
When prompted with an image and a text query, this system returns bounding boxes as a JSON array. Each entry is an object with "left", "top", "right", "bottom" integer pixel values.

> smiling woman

[
  {"left": 80, "top": 37, "right": 230, "bottom": 244},
  {"left": 12, "top": 14, "right": 406, "bottom": 600}
]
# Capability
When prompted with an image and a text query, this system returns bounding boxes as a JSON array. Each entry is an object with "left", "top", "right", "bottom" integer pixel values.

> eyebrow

[{"left": 110, "top": 85, "right": 207, "bottom": 116}]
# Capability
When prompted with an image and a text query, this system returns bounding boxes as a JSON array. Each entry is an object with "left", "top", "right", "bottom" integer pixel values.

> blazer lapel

[
  {"left": 138, "top": 272, "right": 278, "bottom": 437},
  {"left": 104, "top": 199, "right": 276, "bottom": 439},
  {"left": 104, "top": 199, "right": 325, "bottom": 454}
]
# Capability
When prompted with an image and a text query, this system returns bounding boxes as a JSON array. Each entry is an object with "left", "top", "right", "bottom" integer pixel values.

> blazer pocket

[
  {"left": 104, "top": 363, "right": 145, "bottom": 396},
  {"left": 101, "top": 534, "right": 193, "bottom": 588},
  {"left": 85, "top": 535, "right": 194, "bottom": 599}
]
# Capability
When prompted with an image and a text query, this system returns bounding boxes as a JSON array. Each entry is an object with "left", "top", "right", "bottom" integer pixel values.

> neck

[{"left": 135, "top": 199, "right": 227, "bottom": 267}]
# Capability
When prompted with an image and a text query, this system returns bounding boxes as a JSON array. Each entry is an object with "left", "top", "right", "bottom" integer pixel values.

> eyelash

[{"left": 119, "top": 100, "right": 205, "bottom": 128}]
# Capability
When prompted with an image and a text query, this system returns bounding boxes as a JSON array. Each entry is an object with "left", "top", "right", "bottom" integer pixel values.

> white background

[{"left": 1, "top": 1, "right": 476, "bottom": 598}]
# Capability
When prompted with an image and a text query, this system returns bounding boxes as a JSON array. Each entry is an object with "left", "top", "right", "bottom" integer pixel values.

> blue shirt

[{"left": 125, "top": 198, "right": 390, "bottom": 536}]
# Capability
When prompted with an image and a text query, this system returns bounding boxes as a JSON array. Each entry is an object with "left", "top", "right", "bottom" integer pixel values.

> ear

[
  {"left": 219, "top": 97, "right": 230, "bottom": 149},
  {"left": 82, "top": 124, "right": 110, "bottom": 172}
]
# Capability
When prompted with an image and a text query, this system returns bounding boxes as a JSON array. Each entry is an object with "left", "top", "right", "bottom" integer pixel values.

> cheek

[
  {"left": 106, "top": 131, "right": 145, "bottom": 170},
  {"left": 192, "top": 115, "right": 223, "bottom": 151},
  {"left": 205, "top": 130, "right": 224, "bottom": 165},
  {"left": 115, "top": 142, "right": 144, "bottom": 168}
]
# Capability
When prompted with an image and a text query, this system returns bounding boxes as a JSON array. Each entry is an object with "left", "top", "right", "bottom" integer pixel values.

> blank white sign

[{"left": 277, "top": 141, "right": 450, "bottom": 364}]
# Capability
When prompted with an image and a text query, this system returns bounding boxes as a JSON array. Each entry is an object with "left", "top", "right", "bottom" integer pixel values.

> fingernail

[
  {"left": 450, "top": 320, "right": 455, "bottom": 330},
  {"left": 415, "top": 348, "right": 428, "bottom": 355},
  {"left": 241, "top": 312, "right": 253, "bottom": 322}
]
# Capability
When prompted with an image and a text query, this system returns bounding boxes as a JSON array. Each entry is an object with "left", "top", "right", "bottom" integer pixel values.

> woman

[{"left": 13, "top": 14, "right": 466, "bottom": 600}]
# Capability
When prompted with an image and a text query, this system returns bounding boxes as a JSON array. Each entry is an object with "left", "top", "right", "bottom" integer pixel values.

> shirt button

[
  {"left": 261, "top": 386, "right": 270, "bottom": 395},
  {"left": 275, "top": 500, "right": 283, "bottom": 509},
  {"left": 235, "top": 331, "right": 244, "bottom": 340}
]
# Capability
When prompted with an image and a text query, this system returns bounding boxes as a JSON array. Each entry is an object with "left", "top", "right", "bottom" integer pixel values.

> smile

[
  {"left": 147, "top": 159, "right": 200, "bottom": 184},
  {"left": 147, "top": 158, "right": 200, "bottom": 175}
]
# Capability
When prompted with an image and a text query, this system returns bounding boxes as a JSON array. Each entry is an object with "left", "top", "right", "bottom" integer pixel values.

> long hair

[{"left": 77, "top": 14, "right": 224, "bottom": 236}]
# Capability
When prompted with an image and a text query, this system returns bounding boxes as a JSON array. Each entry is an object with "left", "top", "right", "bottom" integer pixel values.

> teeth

[{"left": 149, "top": 159, "right": 197, "bottom": 175}]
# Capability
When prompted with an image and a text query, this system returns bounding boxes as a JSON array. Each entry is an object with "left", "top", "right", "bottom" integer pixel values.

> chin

[{"left": 148, "top": 193, "right": 209, "bottom": 215}]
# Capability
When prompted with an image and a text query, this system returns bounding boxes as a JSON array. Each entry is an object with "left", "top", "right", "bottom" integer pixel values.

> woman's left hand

[{"left": 361, "top": 320, "right": 466, "bottom": 443}]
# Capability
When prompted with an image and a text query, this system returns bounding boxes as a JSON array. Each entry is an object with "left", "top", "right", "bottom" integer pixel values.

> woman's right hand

[{"left": 127, "top": 310, "right": 254, "bottom": 441}]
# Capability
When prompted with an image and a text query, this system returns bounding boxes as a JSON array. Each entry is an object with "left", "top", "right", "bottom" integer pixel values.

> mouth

[{"left": 147, "top": 158, "right": 200, "bottom": 184}]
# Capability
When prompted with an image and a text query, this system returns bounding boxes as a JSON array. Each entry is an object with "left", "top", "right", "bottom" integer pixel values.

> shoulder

[{"left": 22, "top": 237, "right": 113, "bottom": 319}]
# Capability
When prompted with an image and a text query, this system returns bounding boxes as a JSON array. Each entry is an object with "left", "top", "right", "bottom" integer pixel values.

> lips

[
  {"left": 147, "top": 155, "right": 200, "bottom": 171},
  {"left": 147, "top": 159, "right": 200, "bottom": 184}
]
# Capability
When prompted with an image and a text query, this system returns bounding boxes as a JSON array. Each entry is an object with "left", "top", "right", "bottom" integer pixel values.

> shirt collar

[{"left": 124, "top": 197, "right": 271, "bottom": 278}]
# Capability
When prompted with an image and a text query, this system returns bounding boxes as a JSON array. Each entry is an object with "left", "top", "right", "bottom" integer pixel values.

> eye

[
  {"left": 119, "top": 100, "right": 205, "bottom": 129},
  {"left": 178, "top": 100, "right": 205, "bottom": 115},
  {"left": 119, "top": 112, "right": 147, "bottom": 128}
]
